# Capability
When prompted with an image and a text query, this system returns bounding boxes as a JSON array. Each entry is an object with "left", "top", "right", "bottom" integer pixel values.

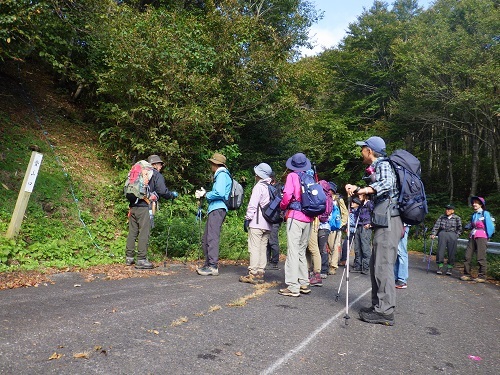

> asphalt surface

[{"left": 0, "top": 253, "right": 499, "bottom": 375}]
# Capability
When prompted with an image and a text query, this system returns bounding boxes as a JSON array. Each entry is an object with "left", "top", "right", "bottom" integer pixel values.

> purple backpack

[{"left": 318, "top": 180, "right": 333, "bottom": 222}]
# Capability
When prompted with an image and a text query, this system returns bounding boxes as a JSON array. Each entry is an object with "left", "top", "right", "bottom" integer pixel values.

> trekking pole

[
  {"left": 426, "top": 237, "right": 435, "bottom": 273},
  {"left": 196, "top": 198, "right": 204, "bottom": 266},
  {"left": 184, "top": 198, "right": 203, "bottom": 264},
  {"left": 335, "top": 204, "right": 361, "bottom": 303},
  {"left": 343, "top": 196, "right": 352, "bottom": 325},
  {"left": 312, "top": 162, "right": 319, "bottom": 183},
  {"left": 422, "top": 226, "right": 428, "bottom": 262},
  {"left": 163, "top": 199, "right": 174, "bottom": 268}
]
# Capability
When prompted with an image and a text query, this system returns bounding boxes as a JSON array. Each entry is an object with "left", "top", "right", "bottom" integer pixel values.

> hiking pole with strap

[
  {"left": 335, "top": 200, "right": 361, "bottom": 303},
  {"left": 426, "top": 237, "right": 435, "bottom": 273},
  {"left": 195, "top": 198, "right": 204, "bottom": 266},
  {"left": 343, "top": 196, "right": 352, "bottom": 325}
]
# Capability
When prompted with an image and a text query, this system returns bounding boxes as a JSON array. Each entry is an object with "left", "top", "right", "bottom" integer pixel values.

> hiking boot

[
  {"left": 299, "top": 285, "right": 311, "bottom": 294},
  {"left": 474, "top": 276, "right": 486, "bottom": 283},
  {"left": 395, "top": 280, "right": 407, "bottom": 289},
  {"left": 239, "top": 273, "right": 263, "bottom": 284},
  {"left": 328, "top": 267, "right": 337, "bottom": 275},
  {"left": 309, "top": 273, "right": 323, "bottom": 287},
  {"left": 266, "top": 263, "right": 279, "bottom": 270},
  {"left": 359, "top": 306, "right": 375, "bottom": 313},
  {"left": 339, "top": 261, "right": 346, "bottom": 267},
  {"left": 460, "top": 274, "right": 472, "bottom": 281},
  {"left": 197, "top": 266, "right": 219, "bottom": 276},
  {"left": 359, "top": 310, "right": 395, "bottom": 326},
  {"left": 436, "top": 267, "right": 443, "bottom": 275},
  {"left": 126, "top": 257, "right": 135, "bottom": 266},
  {"left": 320, "top": 273, "right": 328, "bottom": 279},
  {"left": 135, "top": 259, "right": 153, "bottom": 269},
  {"left": 278, "top": 288, "right": 300, "bottom": 297},
  {"left": 446, "top": 267, "right": 453, "bottom": 276}
]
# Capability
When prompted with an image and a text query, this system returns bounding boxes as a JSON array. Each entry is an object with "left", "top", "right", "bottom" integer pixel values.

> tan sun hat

[{"left": 208, "top": 152, "right": 226, "bottom": 166}]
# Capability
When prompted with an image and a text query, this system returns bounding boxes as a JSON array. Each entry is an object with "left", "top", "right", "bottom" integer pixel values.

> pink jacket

[
  {"left": 245, "top": 178, "right": 272, "bottom": 230},
  {"left": 280, "top": 172, "right": 313, "bottom": 223}
]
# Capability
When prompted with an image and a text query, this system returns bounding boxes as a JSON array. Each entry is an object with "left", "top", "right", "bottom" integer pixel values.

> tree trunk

[
  {"left": 469, "top": 124, "right": 482, "bottom": 199},
  {"left": 446, "top": 129, "right": 454, "bottom": 201}
]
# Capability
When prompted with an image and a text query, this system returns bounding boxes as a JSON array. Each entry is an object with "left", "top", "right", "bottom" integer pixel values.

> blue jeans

[{"left": 394, "top": 226, "right": 409, "bottom": 283}]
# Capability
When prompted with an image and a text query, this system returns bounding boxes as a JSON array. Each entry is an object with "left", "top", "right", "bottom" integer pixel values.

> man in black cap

[
  {"left": 430, "top": 204, "right": 462, "bottom": 275},
  {"left": 346, "top": 136, "right": 402, "bottom": 326}
]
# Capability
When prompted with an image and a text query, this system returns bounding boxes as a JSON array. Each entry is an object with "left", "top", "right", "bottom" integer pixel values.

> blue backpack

[
  {"left": 329, "top": 202, "right": 342, "bottom": 230},
  {"left": 296, "top": 172, "right": 327, "bottom": 217}
]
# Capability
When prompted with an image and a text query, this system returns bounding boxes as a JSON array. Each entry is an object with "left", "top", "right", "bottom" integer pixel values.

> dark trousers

[
  {"left": 464, "top": 237, "right": 487, "bottom": 277},
  {"left": 266, "top": 222, "right": 281, "bottom": 264},
  {"left": 436, "top": 231, "right": 458, "bottom": 266},
  {"left": 125, "top": 206, "right": 151, "bottom": 260},
  {"left": 202, "top": 208, "right": 226, "bottom": 268},
  {"left": 354, "top": 226, "right": 372, "bottom": 271},
  {"left": 318, "top": 229, "right": 330, "bottom": 274}
]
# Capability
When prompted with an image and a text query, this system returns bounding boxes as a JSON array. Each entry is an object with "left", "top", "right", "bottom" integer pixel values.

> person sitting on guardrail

[
  {"left": 460, "top": 197, "right": 495, "bottom": 283},
  {"left": 430, "top": 204, "right": 462, "bottom": 276}
]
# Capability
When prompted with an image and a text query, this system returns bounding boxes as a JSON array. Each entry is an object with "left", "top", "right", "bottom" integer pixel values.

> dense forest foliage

[{"left": 2, "top": 0, "right": 498, "bottom": 203}]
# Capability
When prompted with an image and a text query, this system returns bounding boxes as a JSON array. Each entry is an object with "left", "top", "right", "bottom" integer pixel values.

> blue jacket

[
  {"left": 206, "top": 167, "right": 232, "bottom": 214},
  {"left": 470, "top": 210, "right": 495, "bottom": 239}
]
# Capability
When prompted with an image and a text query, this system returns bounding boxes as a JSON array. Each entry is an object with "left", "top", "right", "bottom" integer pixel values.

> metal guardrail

[{"left": 456, "top": 238, "right": 500, "bottom": 255}]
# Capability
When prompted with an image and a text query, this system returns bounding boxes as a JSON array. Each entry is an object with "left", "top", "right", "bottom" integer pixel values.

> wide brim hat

[
  {"left": 147, "top": 155, "right": 164, "bottom": 164},
  {"left": 254, "top": 163, "right": 273, "bottom": 179},
  {"left": 208, "top": 152, "right": 226, "bottom": 166},
  {"left": 355, "top": 136, "right": 387, "bottom": 156},
  {"left": 285, "top": 153, "right": 311, "bottom": 172},
  {"left": 470, "top": 196, "right": 485, "bottom": 208}
]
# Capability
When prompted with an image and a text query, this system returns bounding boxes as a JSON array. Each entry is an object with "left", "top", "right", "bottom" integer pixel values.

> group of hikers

[{"left": 125, "top": 136, "right": 496, "bottom": 326}]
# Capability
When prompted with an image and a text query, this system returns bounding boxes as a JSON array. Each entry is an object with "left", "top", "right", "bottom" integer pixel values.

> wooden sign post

[{"left": 6, "top": 151, "right": 43, "bottom": 239}]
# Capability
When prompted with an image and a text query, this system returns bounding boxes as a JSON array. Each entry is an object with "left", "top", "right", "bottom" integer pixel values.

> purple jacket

[{"left": 356, "top": 200, "right": 374, "bottom": 226}]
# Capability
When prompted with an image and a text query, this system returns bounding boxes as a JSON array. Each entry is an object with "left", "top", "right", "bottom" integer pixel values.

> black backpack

[
  {"left": 388, "top": 149, "right": 428, "bottom": 225},
  {"left": 260, "top": 183, "right": 283, "bottom": 224}
]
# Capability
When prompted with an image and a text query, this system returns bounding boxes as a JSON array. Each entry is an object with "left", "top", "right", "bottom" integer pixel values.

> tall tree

[{"left": 391, "top": 0, "right": 500, "bottom": 199}]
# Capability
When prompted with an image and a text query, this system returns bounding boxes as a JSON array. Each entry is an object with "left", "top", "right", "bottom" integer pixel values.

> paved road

[{"left": 0, "top": 253, "right": 498, "bottom": 375}]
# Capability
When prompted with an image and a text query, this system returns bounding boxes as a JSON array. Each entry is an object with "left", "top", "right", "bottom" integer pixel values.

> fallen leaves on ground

[
  {"left": 73, "top": 351, "right": 90, "bottom": 359},
  {"left": 48, "top": 352, "right": 63, "bottom": 360}
]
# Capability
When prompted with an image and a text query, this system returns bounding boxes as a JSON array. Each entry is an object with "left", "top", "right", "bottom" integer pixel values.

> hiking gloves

[
  {"left": 195, "top": 187, "right": 206, "bottom": 199},
  {"left": 243, "top": 219, "right": 250, "bottom": 232}
]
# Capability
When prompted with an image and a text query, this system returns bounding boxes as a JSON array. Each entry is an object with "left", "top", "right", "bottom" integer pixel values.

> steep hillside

[
  {"left": 0, "top": 60, "right": 116, "bottom": 216},
  {"left": 0, "top": 60, "right": 130, "bottom": 278}
]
